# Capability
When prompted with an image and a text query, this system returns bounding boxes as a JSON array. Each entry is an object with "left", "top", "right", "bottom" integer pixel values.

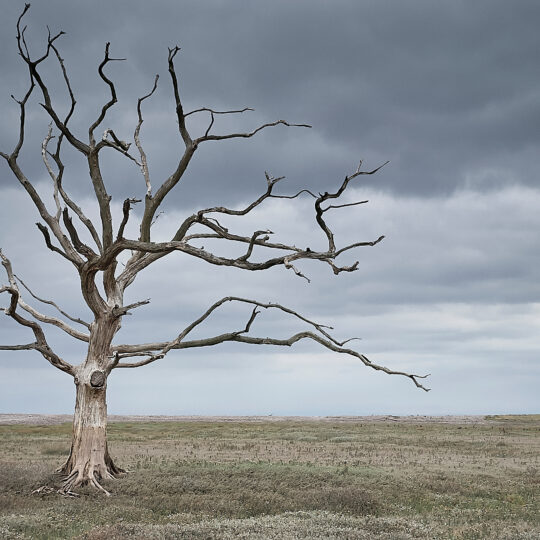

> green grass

[{"left": 0, "top": 416, "right": 538, "bottom": 539}]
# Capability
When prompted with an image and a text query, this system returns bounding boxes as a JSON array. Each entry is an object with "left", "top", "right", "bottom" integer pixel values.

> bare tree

[{"left": 0, "top": 5, "right": 428, "bottom": 495}]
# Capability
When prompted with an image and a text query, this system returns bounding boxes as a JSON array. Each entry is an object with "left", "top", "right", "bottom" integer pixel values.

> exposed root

[
  {"left": 58, "top": 457, "right": 125, "bottom": 496},
  {"left": 61, "top": 466, "right": 115, "bottom": 496},
  {"left": 61, "top": 468, "right": 110, "bottom": 496},
  {"left": 31, "top": 485, "right": 79, "bottom": 498},
  {"left": 56, "top": 456, "right": 125, "bottom": 477}
]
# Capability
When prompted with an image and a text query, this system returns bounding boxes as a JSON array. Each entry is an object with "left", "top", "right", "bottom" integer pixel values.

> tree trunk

[{"left": 58, "top": 362, "right": 123, "bottom": 495}]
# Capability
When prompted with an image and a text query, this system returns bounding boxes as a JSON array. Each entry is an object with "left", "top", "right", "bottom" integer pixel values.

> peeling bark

[{"left": 58, "top": 364, "right": 123, "bottom": 496}]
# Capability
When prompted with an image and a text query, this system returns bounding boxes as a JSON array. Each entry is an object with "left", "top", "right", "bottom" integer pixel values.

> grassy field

[{"left": 0, "top": 415, "right": 538, "bottom": 539}]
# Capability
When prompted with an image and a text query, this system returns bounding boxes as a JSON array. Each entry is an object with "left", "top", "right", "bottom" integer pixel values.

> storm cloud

[{"left": 1, "top": 1, "right": 538, "bottom": 415}]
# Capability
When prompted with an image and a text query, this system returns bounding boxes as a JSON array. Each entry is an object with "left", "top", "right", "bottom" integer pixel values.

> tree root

[
  {"left": 57, "top": 459, "right": 126, "bottom": 496},
  {"left": 31, "top": 485, "right": 79, "bottom": 498}
]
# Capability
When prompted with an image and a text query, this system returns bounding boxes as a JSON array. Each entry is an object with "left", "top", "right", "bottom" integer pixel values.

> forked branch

[
  {"left": 195, "top": 119, "right": 312, "bottom": 144},
  {"left": 136, "top": 50, "right": 310, "bottom": 246},
  {"left": 118, "top": 165, "right": 382, "bottom": 288},
  {"left": 168, "top": 46, "right": 192, "bottom": 148},
  {"left": 112, "top": 296, "right": 429, "bottom": 391},
  {"left": 0, "top": 250, "right": 75, "bottom": 374},
  {"left": 134, "top": 75, "right": 159, "bottom": 196},
  {"left": 14, "top": 274, "right": 91, "bottom": 329},
  {"left": 315, "top": 160, "right": 389, "bottom": 253},
  {"left": 89, "top": 42, "right": 125, "bottom": 145},
  {"left": 14, "top": 6, "right": 89, "bottom": 155}
]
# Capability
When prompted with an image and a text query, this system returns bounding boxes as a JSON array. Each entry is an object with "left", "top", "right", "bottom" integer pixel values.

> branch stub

[{"left": 90, "top": 370, "right": 106, "bottom": 388}]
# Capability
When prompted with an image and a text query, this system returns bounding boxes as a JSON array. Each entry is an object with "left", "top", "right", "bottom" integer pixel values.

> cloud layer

[
  {"left": 1, "top": 184, "right": 538, "bottom": 414},
  {"left": 1, "top": 1, "right": 538, "bottom": 415}
]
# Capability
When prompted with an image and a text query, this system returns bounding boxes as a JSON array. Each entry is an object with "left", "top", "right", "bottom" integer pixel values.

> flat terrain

[
  {"left": 0, "top": 415, "right": 538, "bottom": 539},
  {"left": 0, "top": 414, "right": 492, "bottom": 425}
]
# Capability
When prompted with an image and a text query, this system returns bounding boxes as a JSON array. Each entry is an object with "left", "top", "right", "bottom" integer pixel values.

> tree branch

[
  {"left": 36, "top": 222, "right": 80, "bottom": 264},
  {"left": 62, "top": 208, "right": 97, "bottom": 259},
  {"left": 116, "top": 172, "right": 313, "bottom": 288},
  {"left": 167, "top": 46, "right": 192, "bottom": 147},
  {"left": 41, "top": 126, "right": 62, "bottom": 220},
  {"left": 110, "top": 234, "right": 382, "bottom": 283},
  {"left": 112, "top": 298, "right": 150, "bottom": 318},
  {"left": 112, "top": 296, "right": 429, "bottom": 390},
  {"left": 315, "top": 161, "right": 389, "bottom": 253},
  {"left": 41, "top": 128, "right": 104, "bottom": 254},
  {"left": 232, "top": 333, "right": 430, "bottom": 391},
  {"left": 16, "top": 296, "right": 90, "bottom": 343},
  {"left": 14, "top": 8, "right": 89, "bottom": 156},
  {"left": 88, "top": 42, "right": 125, "bottom": 145},
  {"left": 117, "top": 198, "right": 141, "bottom": 241},
  {"left": 57, "top": 178, "right": 104, "bottom": 255},
  {"left": 113, "top": 296, "right": 353, "bottom": 357},
  {"left": 0, "top": 250, "right": 75, "bottom": 375},
  {"left": 14, "top": 273, "right": 91, "bottom": 329},
  {"left": 184, "top": 106, "right": 254, "bottom": 118},
  {"left": 96, "top": 130, "right": 141, "bottom": 166},
  {"left": 134, "top": 75, "right": 159, "bottom": 197},
  {"left": 0, "top": 342, "right": 39, "bottom": 351},
  {"left": 116, "top": 160, "right": 384, "bottom": 292},
  {"left": 195, "top": 119, "right": 311, "bottom": 145},
  {"left": 138, "top": 146, "right": 196, "bottom": 244}
]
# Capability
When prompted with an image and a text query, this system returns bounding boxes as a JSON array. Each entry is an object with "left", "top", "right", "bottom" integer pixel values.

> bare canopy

[{"left": 0, "top": 4, "right": 428, "bottom": 495}]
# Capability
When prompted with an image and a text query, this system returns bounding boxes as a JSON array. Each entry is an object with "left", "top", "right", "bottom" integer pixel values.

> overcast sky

[{"left": 1, "top": 1, "right": 538, "bottom": 416}]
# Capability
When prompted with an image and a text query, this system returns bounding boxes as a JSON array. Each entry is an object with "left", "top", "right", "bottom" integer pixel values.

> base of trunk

[
  {"left": 57, "top": 440, "right": 125, "bottom": 496},
  {"left": 60, "top": 371, "right": 124, "bottom": 496}
]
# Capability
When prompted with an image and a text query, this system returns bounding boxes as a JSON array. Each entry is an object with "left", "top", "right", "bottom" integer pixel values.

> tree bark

[{"left": 58, "top": 319, "right": 124, "bottom": 495}]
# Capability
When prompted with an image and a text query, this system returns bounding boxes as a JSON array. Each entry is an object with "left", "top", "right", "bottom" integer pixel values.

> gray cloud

[
  {"left": 2, "top": 1, "right": 540, "bottom": 202},
  {"left": 1, "top": 2, "right": 539, "bottom": 415},
  {"left": 1, "top": 183, "right": 538, "bottom": 413}
]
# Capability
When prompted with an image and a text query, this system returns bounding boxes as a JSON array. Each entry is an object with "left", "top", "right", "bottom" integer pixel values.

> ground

[{"left": 0, "top": 415, "right": 538, "bottom": 539}]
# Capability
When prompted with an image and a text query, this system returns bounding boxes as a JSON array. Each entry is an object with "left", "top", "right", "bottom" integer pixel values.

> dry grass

[{"left": 0, "top": 415, "right": 538, "bottom": 539}]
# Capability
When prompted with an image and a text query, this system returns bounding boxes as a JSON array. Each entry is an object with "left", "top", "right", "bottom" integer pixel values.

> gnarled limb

[
  {"left": 118, "top": 168, "right": 383, "bottom": 288},
  {"left": 116, "top": 198, "right": 142, "bottom": 241},
  {"left": 195, "top": 120, "right": 312, "bottom": 144},
  {"left": 134, "top": 75, "right": 159, "bottom": 197},
  {"left": 315, "top": 161, "right": 389, "bottom": 253},
  {"left": 136, "top": 51, "right": 311, "bottom": 246},
  {"left": 185, "top": 106, "right": 254, "bottom": 139},
  {"left": 168, "top": 46, "right": 192, "bottom": 148},
  {"left": 98, "top": 129, "right": 141, "bottom": 165},
  {"left": 0, "top": 341, "right": 39, "bottom": 351},
  {"left": 62, "top": 209, "right": 97, "bottom": 260},
  {"left": 112, "top": 296, "right": 429, "bottom": 391},
  {"left": 0, "top": 72, "right": 83, "bottom": 268},
  {"left": 35, "top": 222, "right": 81, "bottom": 265},
  {"left": 231, "top": 333, "right": 430, "bottom": 391},
  {"left": 16, "top": 298, "right": 89, "bottom": 343},
  {"left": 15, "top": 274, "right": 91, "bottom": 329},
  {"left": 1, "top": 250, "right": 74, "bottom": 375},
  {"left": 15, "top": 6, "right": 89, "bottom": 156},
  {"left": 89, "top": 42, "right": 125, "bottom": 146},
  {"left": 110, "top": 232, "right": 383, "bottom": 283},
  {"left": 41, "top": 128, "right": 104, "bottom": 255},
  {"left": 10, "top": 274, "right": 90, "bottom": 341}
]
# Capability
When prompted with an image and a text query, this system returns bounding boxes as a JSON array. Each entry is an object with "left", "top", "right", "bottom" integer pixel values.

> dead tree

[{"left": 0, "top": 5, "right": 428, "bottom": 495}]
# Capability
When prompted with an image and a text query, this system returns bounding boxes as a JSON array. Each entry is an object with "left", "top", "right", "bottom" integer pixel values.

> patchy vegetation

[{"left": 0, "top": 416, "right": 538, "bottom": 539}]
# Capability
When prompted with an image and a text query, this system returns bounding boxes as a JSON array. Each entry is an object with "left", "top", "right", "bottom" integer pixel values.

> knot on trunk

[{"left": 90, "top": 370, "right": 106, "bottom": 388}]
